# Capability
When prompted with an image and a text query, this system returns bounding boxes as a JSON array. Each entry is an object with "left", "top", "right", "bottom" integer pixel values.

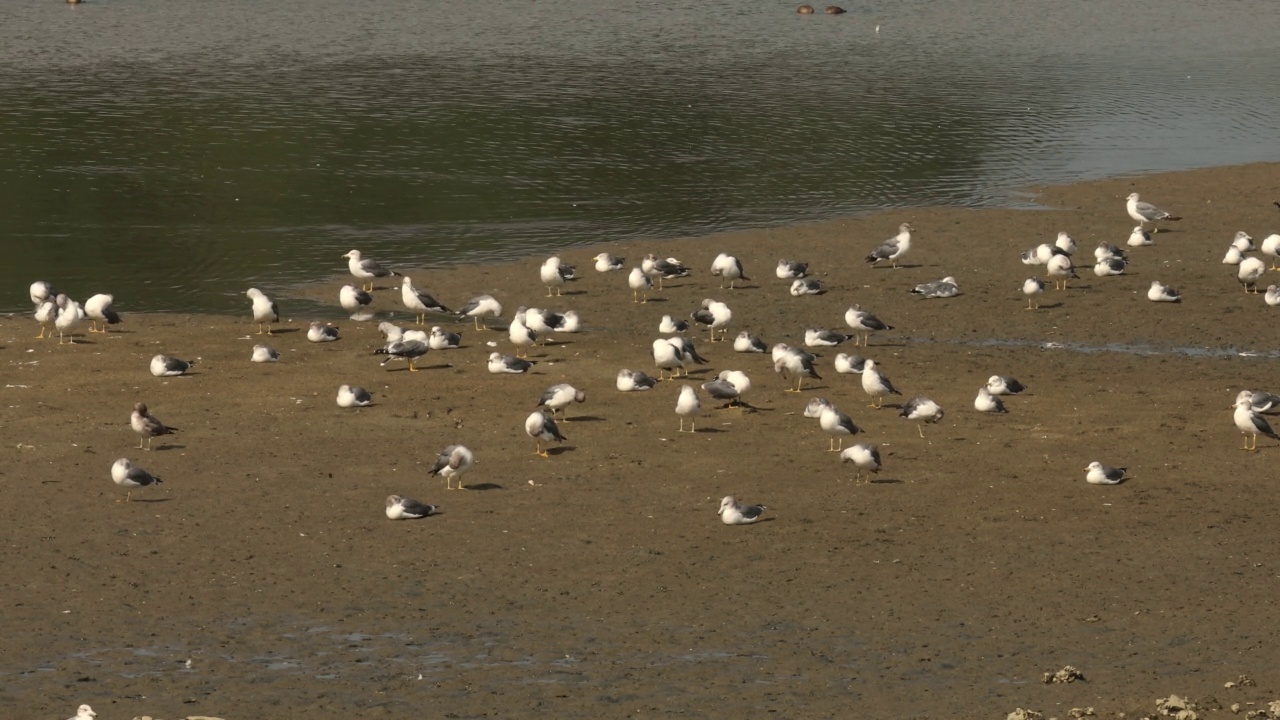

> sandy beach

[{"left": 5, "top": 162, "right": 1280, "bottom": 719}]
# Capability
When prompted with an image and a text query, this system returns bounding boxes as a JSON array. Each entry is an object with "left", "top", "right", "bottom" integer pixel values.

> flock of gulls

[{"left": 23, "top": 191, "right": 1280, "bottom": 532}]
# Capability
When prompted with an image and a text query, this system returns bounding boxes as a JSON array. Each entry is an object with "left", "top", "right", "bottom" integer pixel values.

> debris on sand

[
  {"left": 1006, "top": 709, "right": 1044, "bottom": 720},
  {"left": 1043, "top": 665, "right": 1086, "bottom": 684},
  {"left": 1154, "top": 694, "right": 1200, "bottom": 719},
  {"left": 1067, "top": 709, "right": 1096, "bottom": 718},
  {"left": 1224, "top": 674, "right": 1257, "bottom": 688}
]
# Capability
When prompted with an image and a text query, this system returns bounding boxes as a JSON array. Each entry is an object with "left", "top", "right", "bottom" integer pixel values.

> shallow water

[{"left": 2, "top": 0, "right": 1279, "bottom": 312}]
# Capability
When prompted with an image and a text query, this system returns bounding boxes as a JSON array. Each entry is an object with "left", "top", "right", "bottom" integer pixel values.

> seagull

[
  {"left": 111, "top": 458, "right": 163, "bottom": 502},
  {"left": 776, "top": 259, "right": 809, "bottom": 278},
  {"left": 428, "top": 444, "right": 475, "bottom": 490},
  {"left": 865, "top": 222, "right": 914, "bottom": 268},
  {"left": 1093, "top": 256, "right": 1128, "bottom": 277},
  {"left": 30, "top": 280, "right": 56, "bottom": 307},
  {"left": 974, "top": 387, "right": 1007, "bottom": 413},
  {"left": 899, "top": 397, "right": 944, "bottom": 437},
  {"left": 375, "top": 338, "right": 430, "bottom": 371},
  {"left": 1266, "top": 285, "right": 1280, "bottom": 307},
  {"left": 150, "top": 354, "right": 195, "bottom": 377},
  {"left": 540, "top": 256, "right": 574, "bottom": 296},
  {"left": 840, "top": 444, "right": 882, "bottom": 483},
  {"left": 343, "top": 249, "right": 400, "bottom": 292},
  {"left": 1084, "top": 461, "right": 1127, "bottom": 485},
  {"left": 667, "top": 336, "right": 708, "bottom": 368},
  {"left": 616, "top": 368, "right": 658, "bottom": 392},
  {"left": 1126, "top": 192, "right": 1181, "bottom": 232},
  {"left": 339, "top": 284, "right": 374, "bottom": 319},
  {"left": 456, "top": 294, "right": 503, "bottom": 330},
  {"left": 131, "top": 402, "right": 178, "bottom": 450},
  {"left": 844, "top": 304, "right": 892, "bottom": 346},
  {"left": 1261, "top": 234, "right": 1280, "bottom": 270},
  {"left": 819, "top": 404, "right": 860, "bottom": 451},
  {"left": 642, "top": 254, "right": 690, "bottom": 289},
  {"left": 910, "top": 276, "right": 960, "bottom": 298},
  {"left": 337, "top": 384, "right": 373, "bottom": 407},
  {"left": 85, "top": 293, "right": 121, "bottom": 333},
  {"left": 659, "top": 314, "right": 690, "bottom": 334},
  {"left": 34, "top": 296, "right": 58, "bottom": 339},
  {"left": 1022, "top": 277, "right": 1045, "bottom": 310},
  {"left": 401, "top": 276, "right": 451, "bottom": 324},
  {"left": 67, "top": 705, "right": 97, "bottom": 720},
  {"left": 54, "top": 294, "right": 85, "bottom": 344},
  {"left": 526, "top": 306, "right": 570, "bottom": 338},
  {"left": 861, "top": 359, "right": 901, "bottom": 408},
  {"left": 508, "top": 315, "right": 537, "bottom": 358},
  {"left": 717, "top": 370, "right": 751, "bottom": 405},
  {"left": 307, "top": 321, "right": 340, "bottom": 342},
  {"left": 1033, "top": 242, "right": 1069, "bottom": 264},
  {"left": 804, "top": 328, "right": 849, "bottom": 347},
  {"left": 986, "top": 375, "right": 1026, "bottom": 395},
  {"left": 246, "top": 288, "right": 280, "bottom": 335},
  {"left": 1239, "top": 256, "right": 1266, "bottom": 293},
  {"left": 628, "top": 267, "right": 652, "bottom": 303},
  {"left": 1235, "top": 394, "right": 1280, "bottom": 451},
  {"left": 774, "top": 346, "right": 822, "bottom": 392},
  {"left": 834, "top": 353, "right": 867, "bottom": 375},
  {"left": 1126, "top": 226, "right": 1153, "bottom": 247},
  {"left": 525, "top": 411, "right": 566, "bottom": 457},
  {"left": 691, "top": 298, "right": 732, "bottom": 342},
  {"left": 718, "top": 496, "right": 766, "bottom": 525},
  {"left": 710, "top": 252, "right": 749, "bottom": 289},
  {"left": 1054, "top": 231, "right": 1076, "bottom": 256},
  {"left": 1147, "top": 280, "right": 1181, "bottom": 303},
  {"left": 701, "top": 376, "right": 741, "bottom": 408},
  {"left": 1045, "top": 254, "right": 1077, "bottom": 290},
  {"left": 676, "top": 384, "right": 701, "bottom": 432},
  {"left": 789, "top": 278, "right": 825, "bottom": 296},
  {"left": 1237, "top": 389, "right": 1280, "bottom": 414},
  {"left": 1097, "top": 242, "right": 1128, "bottom": 261},
  {"left": 386, "top": 495, "right": 438, "bottom": 519},
  {"left": 1231, "top": 231, "right": 1255, "bottom": 252},
  {"left": 488, "top": 351, "right": 535, "bottom": 374},
  {"left": 1223, "top": 246, "right": 1245, "bottom": 265},
  {"left": 733, "top": 331, "right": 768, "bottom": 353},
  {"left": 251, "top": 345, "right": 280, "bottom": 363},
  {"left": 594, "top": 253, "right": 625, "bottom": 272},
  {"left": 538, "top": 383, "right": 587, "bottom": 420},
  {"left": 803, "top": 397, "right": 833, "bottom": 418},
  {"left": 428, "top": 325, "right": 462, "bottom": 350},
  {"left": 652, "top": 338, "right": 685, "bottom": 380}
]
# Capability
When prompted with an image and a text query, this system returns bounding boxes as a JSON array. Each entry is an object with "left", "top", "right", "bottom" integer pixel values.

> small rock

[
  {"left": 1044, "top": 665, "right": 1086, "bottom": 684},
  {"left": 1007, "top": 709, "right": 1045, "bottom": 720},
  {"left": 1069, "top": 709, "right": 1097, "bottom": 718}
]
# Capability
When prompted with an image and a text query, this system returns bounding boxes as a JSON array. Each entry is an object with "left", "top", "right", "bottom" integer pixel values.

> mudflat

[{"left": 5, "top": 163, "right": 1280, "bottom": 719}]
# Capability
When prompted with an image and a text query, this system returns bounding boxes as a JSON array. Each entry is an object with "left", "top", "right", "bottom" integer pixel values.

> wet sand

[{"left": 5, "top": 162, "right": 1280, "bottom": 719}]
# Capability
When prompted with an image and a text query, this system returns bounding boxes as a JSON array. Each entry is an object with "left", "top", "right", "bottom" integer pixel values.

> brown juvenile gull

[{"left": 131, "top": 402, "right": 179, "bottom": 450}]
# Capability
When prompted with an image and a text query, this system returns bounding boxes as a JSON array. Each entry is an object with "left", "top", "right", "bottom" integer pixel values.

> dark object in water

[
  {"left": 797, "top": 5, "right": 815, "bottom": 14},
  {"left": 826, "top": 6, "right": 847, "bottom": 14}
]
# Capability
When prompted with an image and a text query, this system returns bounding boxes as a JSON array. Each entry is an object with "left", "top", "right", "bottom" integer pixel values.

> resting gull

[
  {"left": 834, "top": 353, "right": 866, "bottom": 375},
  {"left": 899, "top": 397, "right": 944, "bottom": 437},
  {"left": 910, "top": 276, "right": 959, "bottom": 298},
  {"left": 386, "top": 495, "right": 437, "bottom": 519},
  {"left": 34, "top": 297, "right": 57, "bottom": 339},
  {"left": 337, "top": 384, "right": 373, "bottom": 408},
  {"left": 30, "top": 280, "right": 56, "bottom": 307},
  {"left": 1237, "top": 389, "right": 1280, "bottom": 414},
  {"left": 67, "top": 705, "right": 97, "bottom": 720},
  {"left": 488, "top": 351, "right": 535, "bottom": 374},
  {"left": 1266, "top": 285, "right": 1280, "bottom": 307},
  {"left": 594, "top": 252, "right": 625, "bottom": 272},
  {"left": 628, "top": 267, "right": 653, "bottom": 303},
  {"left": 1231, "top": 231, "right": 1255, "bottom": 252},
  {"left": 1097, "top": 242, "right": 1128, "bottom": 261},
  {"left": 844, "top": 304, "right": 892, "bottom": 346},
  {"left": 805, "top": 328, "right": 849, "bottom": 347},
  {"left": 1094, "top": 256, "right": 1128, "bottom": 277},
  {"left": 986, "top": 375, "right": 1026, "bottom": 395},
  {"left": 776, "top": 259, "right": 809, "bottom": 279},
  {"left": 1126, "top": 226, "right": 1153, "bottom": 247},
  {"left": 1147, "top": 280, "right": 1181, "bottom": 303},
  {"left": 974, "top": 387, "right": 1007, "bottom": 413},
  {"left": 85, "top": 293, "right": 121, "bottom": 333},
  {"left": 251, "top": 345, "right": 280, "bottom": 363},
  {"left": 54, "top": 294, "right": 85, "bottom": 344},
  {"left": 1261, "top": 234, "right": 1280, "bottom": 270},
  {"left": 718, "top": 496, "right": 766, "bottom": 525},
  {"left": 790, "top": 278, "right": 825, "bottom": 296},
  {"left": 660, "top": 314, "right": 689, "bottom": 334},
  {"left": 733, "top": 331, "right": 768, "bottom": 353},
  {"left": 540, "top": 256, "right": 575, "bottom": 296},
  {"left": 840, "top": 443, "right": 882, "bottom": 483},
  {"left": 307, "top": 321, "right": 340, "bottom": 342},
  {"left": 803, "top": 396, "right": 833, "bottom": 418},
  {"left": 691, "top": 298, "right": 732, "bottom": 342},
  {"left": 339, "top": 284, "right": 374, "bottom": 319},
  {"left": 525, "top": 410, "right": 567, "bottom": 457},
  {"left": 428, "top": 325, "right": 462, "bottom": 350},
  {"left": 246, "top": 288, "right": 279, "bottom": 335},
  {"left": 616, "top": 368, "right": 658, "bottom": 392},
  {"left": 508, "top": 315, "right": 537, "bottom": 358},
  {"left": 773, "top": 345, "right": 821, "bottom": 392},
  {"left": 1238, "top": 256, "right": 1266, "bottom": 293},
  {"left": 150, "top": 354, "right": 195, "bottom": 377},
  {"left": 710, "top": 252, "right": 749, "bottom": 289},
  {"left": 1085, "top": 461, "right": 1127, "bottom": 485},
  {"left": 1045, "top": 254, "right": 1077, "bottom": 290},
  {"left": 428, "top": 444, "right": 475, "bottom": 490},
  {"left": 111, "top": 458, "right": 163, "bottom": 502},
  {"left": 652, "top": 338, "right": 685, "bottom": 380}
]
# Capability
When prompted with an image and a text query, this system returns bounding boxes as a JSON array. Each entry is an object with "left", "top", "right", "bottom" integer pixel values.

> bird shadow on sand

[
  {"left": 150, "top": 444, "right": 186, "bottom": 452},
  {"left": 263, "top": 328, "right": 301, "bottom": 335},
  {"left": 1032, "top": 301, "right": 1066, "bottom": 310},
  {"left": 693, "top": 427, "right": 728, "bottom": 434},
  {"left": 637, "top": 297, "right": 669, "bottom": 303},
  {"left": 128, "top": 497, "right": 174, "bottom": 504},
  {"left": 874, "top": 263, "right": 925, "bottom": 270},
  {"left": 62, "top": 339, "right": 97, "bottom": 346},
  {"left": 461, "top": 483, "right": 504, "bottom": 491},
  {"left": 546, "top": 446, "right": 575, "bottom": 456},
  {"left": 562, "top": 415, "right": 605, "bottom": 422},
  {"left": 558, "top": 289, "right": 589, "bottom": 297},
  {"left": 867, "top": 477, "right": 904, "bottom": 485}
]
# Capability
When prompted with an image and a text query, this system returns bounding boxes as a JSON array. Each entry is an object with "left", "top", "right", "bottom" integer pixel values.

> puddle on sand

[{"left": 904, "top": 335, "right": 1278, "bottom": 359}]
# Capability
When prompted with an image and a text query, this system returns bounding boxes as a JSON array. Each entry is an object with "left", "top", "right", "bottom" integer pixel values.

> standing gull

[
  {"left": 616, "top": 368, "right": 658, "bottom": 392},
  {"left": 339, "top": 284, "right": 374, "bottom": 319},
  {"left": 1126, "top": 192, "right": 1181, "bottom": 232},
  {"left": 30, "top": 280, "right": 56, "bottom": 307},
  {"left": 776, "top": 259, "right": 809, "bottom": 278},
  {"left": 974, "top": 387, "right": 1007, "bottom": 413},
  {"left": 251, "top": 345, "right": 280, "bottom": 363},
  {"left": 718, "top": 496, "right": 766, "bottom": 525},
  {"left": 1022, "top": 277, "right": 1045, "bottom": 310},
  {"left": 336, "top": 384, "right": 373, "bottom": 407},
  {"left": 538, "top": 383, "right": 587, "bottom": 420},
  {"left": 85, "top": 293, "right": 121, "bottom": 333},
  {"left": 1085, "top": 461, "right": 1128, "bottom": 485},
  {"left": 385, "top": 495, "right": 437, "bottom": 519},
  {"left": 488, "top": 352, "right": 535, "bottom": 374},
  {"left": 111, "top": 458, "right": 163, "bottom": 502},
  {"left": 401, "top": 276, "right": 451, "bottom": 325},
  {"left": 668, "top": 336, "right": 709, "bottom": 368},
  {"left": 343, "top": 249, "right": 400, "bottom": 292},
  {"left": 710, "top": 252, "right": 749, "bottom": 289},
  {"left": 34, "top": 297, "right": 58, "bottom": 339},
  {"left": 131, "top": 402, "right": 178, "bottom": 450},
  {"left": 1234, "top": 394, "right": 1280, "bottom": 451},
  {"left": 861, "top": 359, "right": 901, "bottom": 408},
  {"left": 899, "top": 397, "right": 944, "bottom": 437},
  {"left": 1147, "top": 280, "right": 1181, "bottom": 303},
  {"left": 594, "top": 252, "right": 625, "bottom": 272},
  {"left": 628, "top": 267, "right": 652, "bottom": 303},
  {"left": 456, "top": 294, "right": 503, "bottom": 330},
  {"left": 642, "top": 254, "right": 690, "bottom": 289},
  {"left": 1261, "top": 234, "right": 1280, "bottom": 270},
  {"left": 428, "top": 444, "right": 475, "bottom": 490},
  {"left": 1054, "top": 231, "right": 1076, "bottom": 256},
  {"left": 525, "top": 411, "right": 567, "bottom": 457},
  {"left": 691, "top": 298, "right": 732, "bottom": 342},
  {"left": 375, "top": 338, "right": 430, "bottom": 371},
  {"left": 307, "top": 321, "right": 340, "bottom": 342},
  {"left": 865, "top": 223, "right": 914, "bottom": 268},
  {"left": 652, "top": 338, "right": 685, "bottom": 380},
  {"left": 819, "top": 404, "right": 860, "bottom": 451},
  {"left": 676, "top": 384, "right": 701, "bottom": 432},
  {"left": 702, "top": 376, "right": 741, "bottom": 408},
  {"left": 774, "top": 345, "right": 821, "bottom": 392},
  {"left": 1238, "top": 256, "right": 1266, "bottom": 293},
  {"left": 840, "top": 444, "right": 882, "bottom": 483},
  {"left": 54, "top": 294, "right": 85, "bottom": 344},
  {"left": 246, "top": 288, "right": 279, "bottom": 335},
  {"left": 540, "top": 256, "right": 575, "bottom": 296},
  {"left": 1045, "top": 254, "right": 1077, "bottom": 290},
  {"left": 508, "top": 315, "right": 537, "bottom": 358},
  {"left": 150, "top": 354, "right": 195, "bottom": 377},
  {"left": 844, "top": 304, "right": 893, "bottom": 346}
]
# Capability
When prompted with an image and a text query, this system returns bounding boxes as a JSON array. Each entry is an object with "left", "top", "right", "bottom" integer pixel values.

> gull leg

[
  {"left": 917, "top": 424, "right": 925, "bottom": 438},
  {"left": 36, "top": 326, "right": 46, "bottom": 339},
  {"left": 546, "top": 287, "right": 553, "bottom": 297},
  {"left": 408, "top": 359, "right": 418, "bottom": 372},
  {"left": 126, "top": 491, "right": 132, "bottom": 502}
]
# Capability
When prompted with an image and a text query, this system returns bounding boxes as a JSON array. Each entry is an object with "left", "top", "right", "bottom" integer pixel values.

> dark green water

[{"left": 2, "top": 0, "right": 1279, "bottom": 312}]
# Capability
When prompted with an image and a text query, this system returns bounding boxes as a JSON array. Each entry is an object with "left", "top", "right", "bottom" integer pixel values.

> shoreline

[{"left": 5, "top": 160, "right": 1280, "bottom": 719}]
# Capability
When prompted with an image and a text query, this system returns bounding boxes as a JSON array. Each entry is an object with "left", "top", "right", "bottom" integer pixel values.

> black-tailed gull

[
  {"left": 776, "top": 259, "right": 808, "bottom": 279},
  {"left": 804, "top": 328, "right": 849, "bottom": 347},
  {"left": 790, "top": 278, "right": 825, "bottom": 296},
  {"left": 899, "top": 397, "right": 944, "bottom": 437},
  {"left": 401, "top": 276, "right": 451, "bottom": 324},
  {"left": 819, "top": 403, "right": 860, "bottom": 451},
  {"left": 986, "top": 375, "right": 1026, "bottom": 395},
  {"left": 111, "top": 458, "right": 163, "bottom": 501},
  {"left": 840, "top": 443, "right": 881, "bottom": 483},
  {"left": 251, "top": 345, "right": 280, "bottom": 363},
  {"left": 642, "top": 254, "right": 690, "bottom": 289},
  {"left": 710, "top": 252, "right": 749, "bottom": 289},
  {"left": 844, "top": 304, "right": 893, "bottom": 346},
  {"left": 1084, "top": 461, "right": 1127, "bottom": 485},
  {"left": 525, "top": 411, "right": 567, "bottom": 456},
  {"left": 376, "top": 338, "right": 430, "bottom": 371},
  {"left": 429, "top": 326, "right": 462, "bottom": 350},
  {"left": 540, "top": 256, "right": 576, "bottom": 297},
  {"left": 865, "top": 223, "right": 914, "bottom": 268},
  {"left": 773, "top": 345, "right": 821, "bottom": 392},
  {"left": 616, "top": 368, "right": 658, "bottom": 392},
  {"left": 628, "top": 267, "right": 652, "bottom": 303},
  {"left": 676, "top": 384, "right": 701, "bottom": 432},
  {"left": 1267, "top": 286, "right": 1280, "bottom": 307},
  {"left": 339, "top": 284, "right": 374, "bottom": 319},
  {"left": 659, "top": 314, "right": 689, "bottom": 334},
  {"left": 131, "top": 402, "right": 178, "bottom": 450},
  {"left": 1045, "top": 254, "right": 1077, "bottom": 290},
  {"left": 834, "top": 353, "right": 866, "bottom": 375},
  {"left": 1239, "top": 257, "right": 1266, "bottom": 293},
  {"left": 538, "top": 383, "right": 587, "bottom": 420},
  {"left": 1125, "top": 192, "right": 1180, "bottom": 232},
  {"left": 457, "top": 294, "right": 503, "bottom": 330},
  {"left": 85, "top": 293, "right": 121, "bottom": 333},
  {"left": 1093, "top": 256, "right": 1128, "bottom": 277},
  {"left": 718, "top": 496, "right": 766, "bottom": 525},
  {"left": 150, "top": 354, "right": 195, "bottom": 377},
  {"left": 594, "top": 253, "right": 625, "bottom": 272},
  {"left": 507, "top": 315, "right": 537, "bottom": 358},
  {"left": 337, "top": 384, "right": 373, "bottom": 407},
  {"left": 386, "top": 495, "right": 437, "bottom": 519},
  {"left": 733, "top": 331, "right": 768, "bottom": 353},
  {"left": 974, "top": 387, "right": 1007, "bottom": 413},
  {"left": 691, "top": 298, "right": 732, "bottom": 342},
  {"left": 54, "top": 294, "right": 84, "bottom": 345},
  {"left": 488, "top": 351, "right": 535, "bottom": 374},
  {"left": 1147, "top": 280, "right": 1181, "bottom": 303},
  {"left": 246, "top": 288, "right": 279, "bottom": 335},
  {"left": 1237, "top": 389, "right": 1280, "bottom": 414},
  {"left": 1097, "top": 242, "right": 1128, "bottom": 260},
  {"left": 343, "top": 249, "right": 400, "bottom": 292},
  {"left": 1234, "top": 395, "right": 1280, "bottom": 451},
  {"left": 861, "top": 359, "right": 901, "bottom": 408},
  {"left": 1126, "top": 227, "right": 1153, "bottom": 247},
  {"left": 307, "top": 321, "right": 340, "bottom": 342},
  {"left": 428, "top": 444, "right": 475, "bottom": 490},
  {"left": 910, "top": 277, "right": 959, "bottom": 299},
  {"left": 1022, "top": 277, "right": 1045, "bottom": 310}
]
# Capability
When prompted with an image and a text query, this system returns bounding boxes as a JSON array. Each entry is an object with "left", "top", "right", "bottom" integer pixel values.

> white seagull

[
  {"left": 54, "top": 294, "right": 85, "bottom": 345},
  {"left": 733, "top": 331, "right": 768, "bottom": 353},
  {"left": 628, "top": 267, "right": 652, "bottom": 303},
  {"left": 251, "top": 345, "right": 280, "bottom": 363},
  {"left": 508, "top": 315, "right": 537, "bottom": 358},
  {"left": 85, "top": 293, "right": 121, "bottom": 333},
  {"left": 774, "top": 346, "right": 822, "bottom": 392},
  {"left": 1261, "top": 234, "right": 1280, "bottom": 270},
  {"left": 1022, "top": 277, "right": 1045, "bottom": 310},
  {"left": 307, "top": 321, "right": 340, "bottom": 342},
  {"left": 776, "top": 259, "right": 809, "bottom": 278},
  {"left": 710, "top": 252, "right": 749, "bottom": 289},
  {"left": 1093, "top": 256, "right": 1128, "bottom": 277},
  {"left": 1085, "top": 461, "right": 1127, "bottom": 485},
  {"left": 131, "top": 402, "right": 178, "bottom": 450},
  {"left": 594, "top": 252, "right": 625, "bottom": 272},
  {"left": 343, "top": 249, "right": 400, "bottom": 292},
  {"left": 246, "top": 288, "right": 280, "bottom": 335},
  {"left": 67, "top": 705, "right": 97, "bottom": 720},
  {"left": 1147, "top": 280, "right": 1181, "bottom": 303},
  {"left": 401, "top": 275, "right": 451, "bottom": 324},
  {"left": 861, "top": 359, "right": 902, "bottom": 408},
  {"left": 337, "top": 384, "right": 373, "bottom": 408},
  {"left": 865, "top": 222, "right": 914, "bottom": 268},
  {"left": 1266, "top": 285, "right": 1280, "bottom": 307},
  {"left": 659, "top": 314, "right": 689, "bottom": 334},
  {"left": 805, "top": 328, "right": 850, "bottom": 347},
  {"left": 111, "top": 458, "right": 163, "bottom": 502},
  {"left": 1097, "top": 242, "right": 1128, "bottom": 261},
  {"left": 974, "top": 387, "right": 1007, "bottom": 413},
  {"left": 910, "top": 276, "right": 959, "bottom": 299},
  {"left": 376, "top": 338, "right": 430, "bottom": 371},
  {"left": 30, "top": 280, "right": 56, "bottom": 307},
  {"left": 900, "top": 397, "right": 944, "bottom": 437},
  {"left": 538, "top": 383, "right": 587, "bottom": 420},
  {"left": 1126, "top": 226, "right": 1153, "bottom": 247},
  {"left": 840, "top": 443, "right": 882, "bottom": 483},
  {"left": 1045, "top": 254, "right": 1076, "bottom": 290},
  {"left": 456, "top": 294, "right": 503, "bottom": 330},
  {"left": 428, "top": 444, "right": 475, "bottom": 490},
  {"left": 428, "top": 325, "right": 462, "bottom": 350},
  {"left": 339, "top": 284, "right": 374, "bottom": 319},
  {"left": 691, "top": 298, "right": 732, "bottom": 342},
  {"left": 488, "top": 351, "right": 535, "bottom": 374},
  {"left": 718, "top": 496, "right": 766, "bottom": 525},
  {"left": 1238, "top": 256, "right": 1266, "bottom": 293},
  {"left": 616, "top": 368, "right": 658, "bottom": 392},
  {"left": 34, "top": 296, "right": 58, "bottom": 339},
  {"left": 834, "top": 353, "right": 867, "bottom": 375},
  {"left": 676, "top": 384, "right": 701, "bottom": 432},
  {"left": 525, "top": 411, "right": 567, "bottom": 457},
  {"left": 819, "top": 404, "right": 860, "bottom": 452},
  {"left": 844, "top": 304, "right": 893, "bottom": 346},
  {"left": 540, "top": 256, "right": 574, "bottom": 296},
  {"left": 1234, "top": 394, "right": 1280, "bottom": 451},
  {"left": 651, "top": 338, "right": 685, "bottom": 380},
  {"left": 790, "top": 278, "right": 825, "bottom": 296},
  {"left": 1126, "top": 192, "right": 1181, "bottom": 232},
  {"left": 986, "top": 375, "right": 1026, "bottom": 395},
  {"left": 386, "top": 495, "right": 437, "bottom": 519},
  {"left": 642, "top": 254, "right": 690, "bottom": 289},
  {"left": 1231, "top": 231, "right": 1255, "bottom": 252},
  {"left": 150, "top": 354, "right": 195, "bottom": 377}
]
